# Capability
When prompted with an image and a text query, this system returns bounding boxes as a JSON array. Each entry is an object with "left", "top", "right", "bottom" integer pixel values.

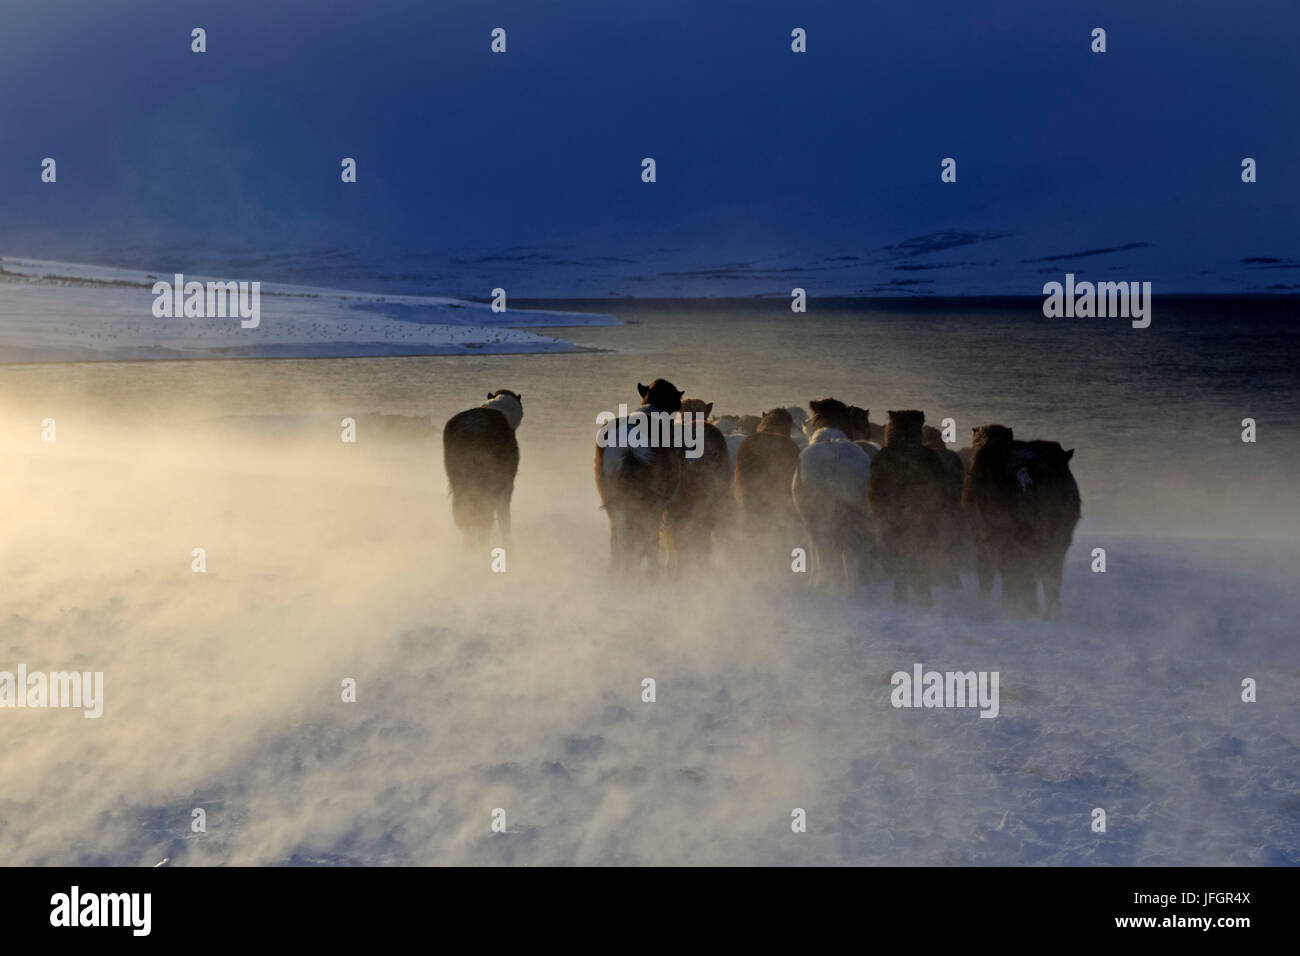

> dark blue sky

[{"left": 1, "top": 0, "right": 1296, "bottom": 296}]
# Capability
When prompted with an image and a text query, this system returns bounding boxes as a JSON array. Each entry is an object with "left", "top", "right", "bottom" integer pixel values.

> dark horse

[{"left": 442, "top": 390, "right": 523, "bottom": 547}]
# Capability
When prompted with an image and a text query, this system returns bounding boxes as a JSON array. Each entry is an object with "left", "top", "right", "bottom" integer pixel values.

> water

[{"left": 3, "top": 295, "right": 1296, "bottom": 537}]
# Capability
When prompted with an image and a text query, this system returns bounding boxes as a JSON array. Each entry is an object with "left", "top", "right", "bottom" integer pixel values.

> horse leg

[
  {"left": 608, "top": 506, "right": 626, "bottom": 573},
  {"left": 913, "top": 550, "right": 933, "bottom": 608},
  {"left": 1000, "top": 549, "right": 1034, "bottom": 617},
  {"left": 974, "top": 534, "right": 995, "bottom": 597},
  {"left": 1041, "top": 549, "right": 1064, "bottom": 619},
  {"left": 496, "top": 486, "right": 513, "bottom": 549}
]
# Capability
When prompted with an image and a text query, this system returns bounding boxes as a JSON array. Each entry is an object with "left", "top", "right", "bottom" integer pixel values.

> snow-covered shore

[{"left": 0, "top": 257, "right": 619, "bottom": 362}]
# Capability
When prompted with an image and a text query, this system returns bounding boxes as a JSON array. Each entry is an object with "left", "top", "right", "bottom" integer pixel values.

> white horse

[{"left": 792, "top": 427, "right": 873, "bottom": 587}]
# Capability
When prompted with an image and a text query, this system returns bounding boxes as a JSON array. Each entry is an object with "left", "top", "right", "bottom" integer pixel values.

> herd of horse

[{"left": 442, "top": 380, "right": 1082, "bottom": 617}]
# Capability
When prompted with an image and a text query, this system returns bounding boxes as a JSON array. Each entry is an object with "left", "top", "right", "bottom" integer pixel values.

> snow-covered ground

[
  {"left": 1, "top": 414, "right": 1294, "bottom": 866},
  {"left": 0, "top": 256, "right": 618, "bottom": 362}
]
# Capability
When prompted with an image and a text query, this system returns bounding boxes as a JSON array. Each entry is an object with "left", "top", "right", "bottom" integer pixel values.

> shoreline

[{"left": 0, "top": 255, "right": 622, "bottom": 363}]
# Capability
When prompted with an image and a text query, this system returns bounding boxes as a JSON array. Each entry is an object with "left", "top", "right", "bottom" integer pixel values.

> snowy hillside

[{"left": 0, "top": 257, "right": 619, "bottom": 362}]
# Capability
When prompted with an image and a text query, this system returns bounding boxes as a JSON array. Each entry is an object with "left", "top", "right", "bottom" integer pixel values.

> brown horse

[
  {"left": 867, "top": 410, "right": 947, "bottom": 605},
  {"left": 1023, "top": 440, "right": 1081, "bottom": 617},
  {"left": 964, "top": 425, "right": 1080, "bottom": 616},
  {"left": 663, "top": 398, "right": 734, "bottom": 572},
  {"left": 734, "top": 409, "right": 804, "bottom": 567},
  {"left": 923, "top": 424, "right": 970, "bottom": 587},
  {"left": 595, "top": 379, "right": 686, "bottom": 572}
]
